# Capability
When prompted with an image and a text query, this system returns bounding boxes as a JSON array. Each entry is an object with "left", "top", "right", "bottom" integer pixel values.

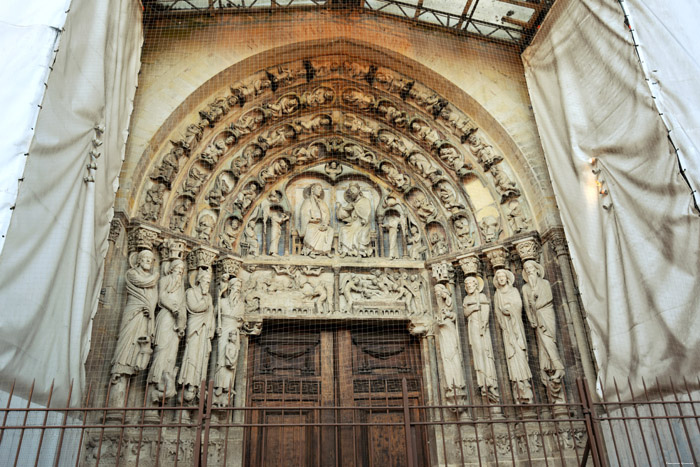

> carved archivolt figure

[
  {"left": 299, "top": 183, "right": 334, "bottom": 256},
  {"left": 243, "top": 220, "right": 259, "bottom": 256},
  {"left": 407, "top": 151, "right": 442, "bottom": 184},
  {"left": 342, "top": 88, "right": 376, "bottom": 110},
  {"left": 263, "top": 95, "right": 300, "bottom": 118},
  {"left": 233, "top": 183, "right": 259, "bottom": 213},
  {"left": 410, "top": 120, "right": 440, "bottom": 147},
  {"left": 463, "top": 276, "right": 500, "bottom": 402},
  {"left": 435, "top": 181, "right": 461, "bottom": 214},
  {"left": 303, "top": 87, "right": 334, "bottom": 107},
  {"left": 453, "top": 217, "right": 475, "bottom": 249},
  {"left": 439, "top": 145, "right": 472, "bottom": 176},
  {"left": 434, "top": 284, "right": 466, "bottom": 393},
  {"left": 506, "top": 200, "right": 529, "bottom": 233},
  {"left": 213, "top": 277, "right": 245, "bottom": 406},
  {"left": 292, "top": 114, "right": 332, "bottom": 134},
  {"left": 292, "top": 144, "right": 322, "bottom": 165},
  {"left": 206, "top": 175, "right": 230, "bottom": 208},
  {"left": 267, "top": 211, "right": 289, "bottom": 256},
  {"left": 409, "top": 191, "right": 437, "bottom": 221},
  {"left": 493, "top": 269, "right": 533, "bottom": 404},
  {"left": 522, "top": 260, "right": 566, "bottom": 404},
  {"left": 148, "top": 259, "right": 186, "bottom": 401},
  {"left": 336, "top": 183, "right": 373, "bottom": 257},
  {"left": 429, "top": 231, "right": 448, "bottom": 256},
  {"left": 182, "top": 167, "right": 205, "bottom": 198},
  {"left": 200, "top": 140, "right": 226, "bottom": 167},
  {"left": 141, "top": 184, "right": 165, "bottom": 221},
  {"left": 490, "top": 165, "right": 520, "bottom": 202},
  {"left": 151, "top": 148, "right": 181, "bottom": 186},
  {"left": 111, "top": 250, "right": 159, "bottom": 384},
  {"left": 195, "top": 214, "right": 216, "bottom": 242},
  {"left": 220, "top": 217, "right": 241, "bottom": 250},
  {"left": 170, "top": 198, "right": 192, "bottom": 233},
  {"left": 341, "top": 114, "right": 375, "bottom": 140},
  {"left": 479, "top": 216, "right": 501, "bottom": 243},
  {"left": 406, "top": 225, "right": 427, "bottom": 260},
  {"left": 231, "top": 144, "right": 261, "bottom": 177},
  {"left": 179, "top": 269, "right": 215, "bottom": 402},
  {"left": 467, "top": 133, "right": 501, "bottom": 170},
  {"left": 378, "top": 101, "right": 407, "bottom": 127},
  {"left": 381, "top": 162, "right": 410, "bottom": 191},
  {"left": 260, "top": 159, "right": 289, "bottom": 184},
  {"left": 378, "top": 131, "right": 408, "bottom": 157}
]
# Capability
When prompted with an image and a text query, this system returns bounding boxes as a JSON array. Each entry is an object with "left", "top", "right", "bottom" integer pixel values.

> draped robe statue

[
  {"left": 111, "top": 250, "right": 159, "bottom": 379},
  {"left": 213, "top": 277, "right": 245, "bottom": 405},
  {"left": 463, "top": 276, "right": 500, "bottom": 403},
  {"left": 148, "top": 259, "right": 186, "bottom": 401},
  {"left": 493, "top": 269, "right": 533, "bottom": 404},
  {"left": 434, "top": 284, "right": 467, "bottom": 405},
  {"left": 336, "top": 183, "right": 372, "bottom": 257},
  {"left": 299, "top": 183, "right": 334, "bottom": 255},
  {"left": 522, "top": 260, "right": 566, "bottom": 404},
  {"left": 178, "top": 269, "right": 215, "bottom": 401}
]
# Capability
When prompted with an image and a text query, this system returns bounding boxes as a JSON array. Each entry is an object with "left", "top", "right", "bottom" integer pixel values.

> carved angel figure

[
  {"left": 260, "top": 159, "right": 289, "bottom": 184},
  {"left": 463, "top": 276, "right": 500, "bottom": 403},
  {"left": 336, "top": 183, "right": 373, "bottom": 257},
  {"left": 148, "top": 259, "right": 186, "bottom": 401},
  {"left": 299, "top": 183, "right": 334, "bottom": 256},
  {"left": 179, "top": 269, "right": 215, "bottom": 402},
  {"left": 292, "top": 144, "right": 322, "bottom": 165},
  {"left": 493, "top": 269, "right": 533, "bottom": 404}
]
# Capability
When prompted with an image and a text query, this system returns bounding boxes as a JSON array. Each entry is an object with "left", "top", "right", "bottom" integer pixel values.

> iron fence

[{"left": 0, "top": 378, "right": 698, "bottom": 466}]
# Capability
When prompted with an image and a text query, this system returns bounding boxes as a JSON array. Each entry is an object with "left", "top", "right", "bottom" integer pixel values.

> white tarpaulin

[
  {"left": 0, "top": 1, "right": 70, "bottom": 253},
  {"left": 0, "top": 0, "right": 143, "bottom": 406},
  {"left": 523, "top": 0, "right": 700, "bottom": 399}
]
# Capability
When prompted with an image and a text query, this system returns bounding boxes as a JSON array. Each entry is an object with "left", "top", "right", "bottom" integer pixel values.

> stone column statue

[
  {"left": 522, "top": 260, "right": 566, "bottom": 404},
  {"left": 299, "top": 183, "right": 334, "bottom": 256},
  {"left": 267, "top": 211, "right": 289, "bottom": 256},
  {"left": 462, "top": 276, "right": 499, "bottom": 403},
  {"left": 492, "top": 269, "right": 533, "bottom": 404},
  {"left": 147, "top": 258, "right": 186, "bottom": 402},
  {"left": 178, "top": 269, "right": 215, "bottom": 402},
  {"left": 434, "top": 284, "right": 467, "bottom": 410},
  {"left": 336, "top": 183, "right": 373, "bottom": 257},
  {"left": 213, "top": 276, "right": 245, "bottom": 406},
  {"left": 109, "top": 249, "right": 159, "bottom": 406}
]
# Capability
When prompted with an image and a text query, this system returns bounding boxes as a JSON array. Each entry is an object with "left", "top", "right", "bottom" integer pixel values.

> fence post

[
  {"left": 193, "top": 380, "right": 208, "bottom": 467},
  {"left": 402, "top": 378, "right": 416, "bottom": 467},
  {"left": 576, "top": 378, "right": 606, "bottom": 467}
]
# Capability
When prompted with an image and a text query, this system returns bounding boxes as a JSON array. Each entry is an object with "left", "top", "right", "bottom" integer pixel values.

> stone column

[{"left": 542, "top": 229, "right": 598, "bottom": 396}]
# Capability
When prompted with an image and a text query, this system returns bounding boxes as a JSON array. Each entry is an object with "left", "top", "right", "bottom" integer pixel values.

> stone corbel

[{"left": 242, "top": 319, "right": 263, "bottom": 336}]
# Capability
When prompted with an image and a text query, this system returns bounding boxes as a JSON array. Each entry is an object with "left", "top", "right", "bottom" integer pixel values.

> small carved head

[{"left": 137, "top": 250, "right": 156, "bottom": 271}]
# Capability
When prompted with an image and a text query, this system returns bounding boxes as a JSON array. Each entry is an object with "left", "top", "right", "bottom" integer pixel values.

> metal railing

[{"left": 0, "top": 378, "right": 698, "bottom": 466}]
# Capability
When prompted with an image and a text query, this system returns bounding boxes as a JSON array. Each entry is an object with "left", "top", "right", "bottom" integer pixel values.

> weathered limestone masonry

[{"left": 84, "top": 10, "right": 594, "bottom": 465}]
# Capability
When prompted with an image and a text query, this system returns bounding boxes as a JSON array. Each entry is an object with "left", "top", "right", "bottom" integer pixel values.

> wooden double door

[{"left": 244, "top": 322, "right": 429, "bottom": 466}]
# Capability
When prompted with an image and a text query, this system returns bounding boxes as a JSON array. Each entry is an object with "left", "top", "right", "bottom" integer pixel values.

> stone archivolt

[{"left": 134, "top": 56, "right": 533, "bottom": 259}]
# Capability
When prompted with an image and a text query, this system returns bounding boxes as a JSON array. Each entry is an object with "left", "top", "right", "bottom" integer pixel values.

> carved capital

[
  {"left": 160, "top": 238, "right": 188, "bottom": 261},
  {"left": 513, "top": 237, "right": 540, "bottom": 262},
  {"left": 127, "top": 225, "right": 160, "bottom": 252},
  {"left": 243, "top": 320, "right": 263, "bottom": 336},
  {"left": 431, "top": 261, "right": 454, "bottom": 284},
  {"left": 108, "top": 218, "right": 123, "bottom": 243},
  {"left": 408, "top": 319, "right": 433, "bottom": 337},
  {"left": 187, "top": 246, "right": 218, "bottom": 270},
  {"left": 543, "top": 228, "right": 569, "bottom": 258},
  {"left": 458, "top": 255, "right": 480, "bottom": 276},
  {"left": 217, "top": 256, "right": 242, "bottom": 278},
  {"left": 484, "top": 246, "right": 508, "bottom": 270}
]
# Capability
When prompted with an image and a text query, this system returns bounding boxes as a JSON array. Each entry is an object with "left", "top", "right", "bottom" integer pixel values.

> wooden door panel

[{"left": 249, "top": 410, "right": 318, "bottom": 467}]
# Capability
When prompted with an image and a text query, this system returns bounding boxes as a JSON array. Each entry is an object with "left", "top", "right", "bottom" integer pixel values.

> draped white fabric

[
  {"left": 0, "top": 1, "right": 70, "bottom": 253},
  {"left": 0, "top": 0, "right": 143, "bottom": 406},
  {"left": 523, "top": 0, "right": 700, "bottom": 399}
]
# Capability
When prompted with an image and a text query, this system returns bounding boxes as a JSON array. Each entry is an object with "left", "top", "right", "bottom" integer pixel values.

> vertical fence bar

[
  {"left": 612, "top": 378, "right": 637, "bottom": 466},
  {"left": 654, "top": 377, "right": 683, "bottom": 465},
  {"left": 54, "top": 381, "right": 78, "bottom": 467},
  {"left": 193, "top": 380, "right": 208, "bottom": 467},
  {"left": 201, "top": 380, "right": 214, "bottom": 467},
  {"left": 33, "top": 381, "right": 56, "bottom": 467},
  {"left": 401, "top": 378, "right": 415, "bottom": 467},
  {"left": 13, "top": 380, "right": 36, "bottom": 467},
  {"left": 0, "top": 380, "right": 16, "bottom": 445},
  {"left": 668, "top": 378, "right": 698, "bottom": 467},
  {"left": 626, "top": 378, "right": 652, "bottom": 465},
  {"left": 599, "top": 385, "right": 622, "bottom": 467},
  {"left": 576, "top": 378, "right": 604, "bottom": 467}
]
